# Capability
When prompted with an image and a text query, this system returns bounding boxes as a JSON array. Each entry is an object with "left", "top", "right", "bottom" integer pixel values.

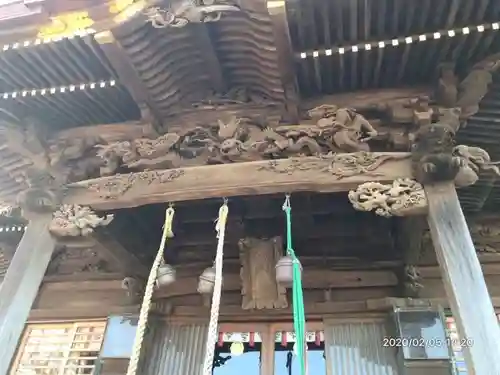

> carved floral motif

[
  {"left": 258, "top": 152, "right": 410, "bottom": 179},
  {"left": 143, "top": 0, "right": 240, "bottom": 28},
  {"left": 348, "top": 178, "right": 427, "bottom": 217},
  {"left": 49, "top": 204, "right": 114, "bottom": 237},
  {"left": 85, "top": 170, "right": 185, "bottom": 200}
]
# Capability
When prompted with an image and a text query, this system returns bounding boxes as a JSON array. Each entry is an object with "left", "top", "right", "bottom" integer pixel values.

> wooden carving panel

[{"left": 238, "top": 236, "right": 287, "bottom": 310}]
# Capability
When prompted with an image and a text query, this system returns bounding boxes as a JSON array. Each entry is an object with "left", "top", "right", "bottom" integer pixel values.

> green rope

[{"left": 282, "top": 195, "right": 306, "bottom": 375}]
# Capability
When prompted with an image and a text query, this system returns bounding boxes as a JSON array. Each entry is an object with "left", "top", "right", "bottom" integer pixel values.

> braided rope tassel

[
  {"left": 126, "top": 206, "right": 175, "bottom": 375},
  {"left": 202, "top": 200, "right": 229, "bottom": 375}
]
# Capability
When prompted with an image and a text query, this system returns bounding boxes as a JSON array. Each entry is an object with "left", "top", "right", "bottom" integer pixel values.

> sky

[{"left": 214, "top": 348, "right": 326, "bottom": 375}]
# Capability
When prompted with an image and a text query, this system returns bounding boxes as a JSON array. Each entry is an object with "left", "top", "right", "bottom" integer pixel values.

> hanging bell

[
  {"left": 156, "top": 264, "right": 176, "bottom": 288},
  {"left": 276, "top": 255, "right": 302, "bottom": 287},
  {"left": 197, "top": 266, "right": 219, "bottom": 294}
]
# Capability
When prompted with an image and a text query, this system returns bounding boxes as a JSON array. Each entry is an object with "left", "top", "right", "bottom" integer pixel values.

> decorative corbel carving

[
  {"left": 349, "top": 143, "right": 500, "bottom": 217},
  {"left": 48, "top": 204, "right": 113, "bottom": 238},
  {"left": 348, "top": 178, "right": 427, "bottom": 217},
  {"left": 410, "top": 113, "right": 500, "bottom": 186},
  {"left": 143, "top": 0, "right": 241, "bottom": 28},
  {"left": 453, "top": 145, "right": 500, "bottom": 187},
  {"left": 238, "top": 236, "right": 288, "bottom": 310},
  {"left": 410, "top": 121, "right": 463, "bottom": 185}
]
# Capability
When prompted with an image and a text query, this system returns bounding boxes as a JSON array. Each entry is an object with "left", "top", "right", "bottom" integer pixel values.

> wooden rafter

[
  {"left": 190, "top": 24, "right": 227, "bottom": 93},
  {"left": 266, "top": 0, "right": 300, "bottom": 121},
  {"left": 92, "top": 30, "right": 164, "bottom": 130}
]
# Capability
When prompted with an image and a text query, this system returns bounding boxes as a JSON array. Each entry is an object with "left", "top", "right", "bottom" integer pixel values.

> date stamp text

[{"left": 382, "top": 336, "right": 474, "bottom": 348}]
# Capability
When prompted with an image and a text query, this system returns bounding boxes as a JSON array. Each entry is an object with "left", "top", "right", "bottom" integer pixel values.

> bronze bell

[
  {"left": 156, "top": 264, "right": 176, "bottom": 288},
  {"left": 198, "top": 266, "right": 220, "bottom": 294},
  {"left": 275, "top": 255, "right": 302, "bottom": 288}
]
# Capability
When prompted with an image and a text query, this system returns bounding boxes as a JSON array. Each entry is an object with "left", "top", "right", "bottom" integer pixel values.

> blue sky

[{"left": 214, "top": 347, "right": 326, "bottom": 375}]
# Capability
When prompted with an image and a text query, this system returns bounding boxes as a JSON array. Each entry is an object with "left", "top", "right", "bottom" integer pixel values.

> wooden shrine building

[{"left": 2, "top": 0, "right": 500, "bottom": 374}]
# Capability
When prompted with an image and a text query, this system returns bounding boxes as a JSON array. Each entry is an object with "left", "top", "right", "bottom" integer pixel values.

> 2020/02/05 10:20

[{"left": 382, "top": 336, "right": 474, "bottom": 348}]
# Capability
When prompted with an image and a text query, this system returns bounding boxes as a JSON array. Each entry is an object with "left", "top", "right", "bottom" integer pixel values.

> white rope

[
  {"left": 201, "top": 200, "right": 229, "bottom": 375},
  {"left": 126, "top": 206, "right": 175, "bottom": 375}
]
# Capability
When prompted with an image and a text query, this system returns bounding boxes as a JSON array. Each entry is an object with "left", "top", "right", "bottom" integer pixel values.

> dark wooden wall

[{"left": 28, "top": 252, "right": 500, "bottom": 322}]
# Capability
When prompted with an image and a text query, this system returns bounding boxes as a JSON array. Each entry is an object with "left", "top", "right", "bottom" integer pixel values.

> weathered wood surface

[
  {"left": 0, "top": 215, "right": 56, "bottom": 375},
  {"left": 425, "top": 183, "right": 500, "bottom": 375},
  {"left": 239, "top": 237, "right": 288, "bottom": 309},
  {"left": 172, "top": 301, "right": 376, "bottom": 319},
  {"left": 303, "top": 87, "right": 431, "bottom": 110},
  {"left": 94, "top": 31, "right": 163, "bottom": 127},
  {"left": 93, "top": 231, "right": 149, "bottom": 278},
  {"left": 30, "top": 279, "right": 135, "bottom": 321},
  {"left": 267, "top": 0, "right": 299, "bottom": 120},
  {"left": 64, "top": 152, "right": 412, "bottom": 210},
  {"left": 155, "top": 269, "right": 398, "bottom": 298}
]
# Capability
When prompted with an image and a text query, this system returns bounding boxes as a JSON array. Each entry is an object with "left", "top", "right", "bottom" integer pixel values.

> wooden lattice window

[{"left": 10, "top": 321, "right": 106, "bottom": 375}]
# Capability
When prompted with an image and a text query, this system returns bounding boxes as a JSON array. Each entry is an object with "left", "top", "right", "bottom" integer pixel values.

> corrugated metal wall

[
  {"left": 140, "top": 321, "right": 208, "bottom": 375},
  {"left": 324, "top": 320, "right": 398, "bottom": 375}
]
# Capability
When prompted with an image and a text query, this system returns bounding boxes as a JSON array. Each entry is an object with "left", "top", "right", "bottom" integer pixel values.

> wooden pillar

[
  {"left": 0, "top": 214, "right": 57, "bottom": 375},
  {"left": 347, "top": 121, "right": 500, "bottom": 374},
  {"left": 425, "top": 183, "right": 500, "bottom": 375}
]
